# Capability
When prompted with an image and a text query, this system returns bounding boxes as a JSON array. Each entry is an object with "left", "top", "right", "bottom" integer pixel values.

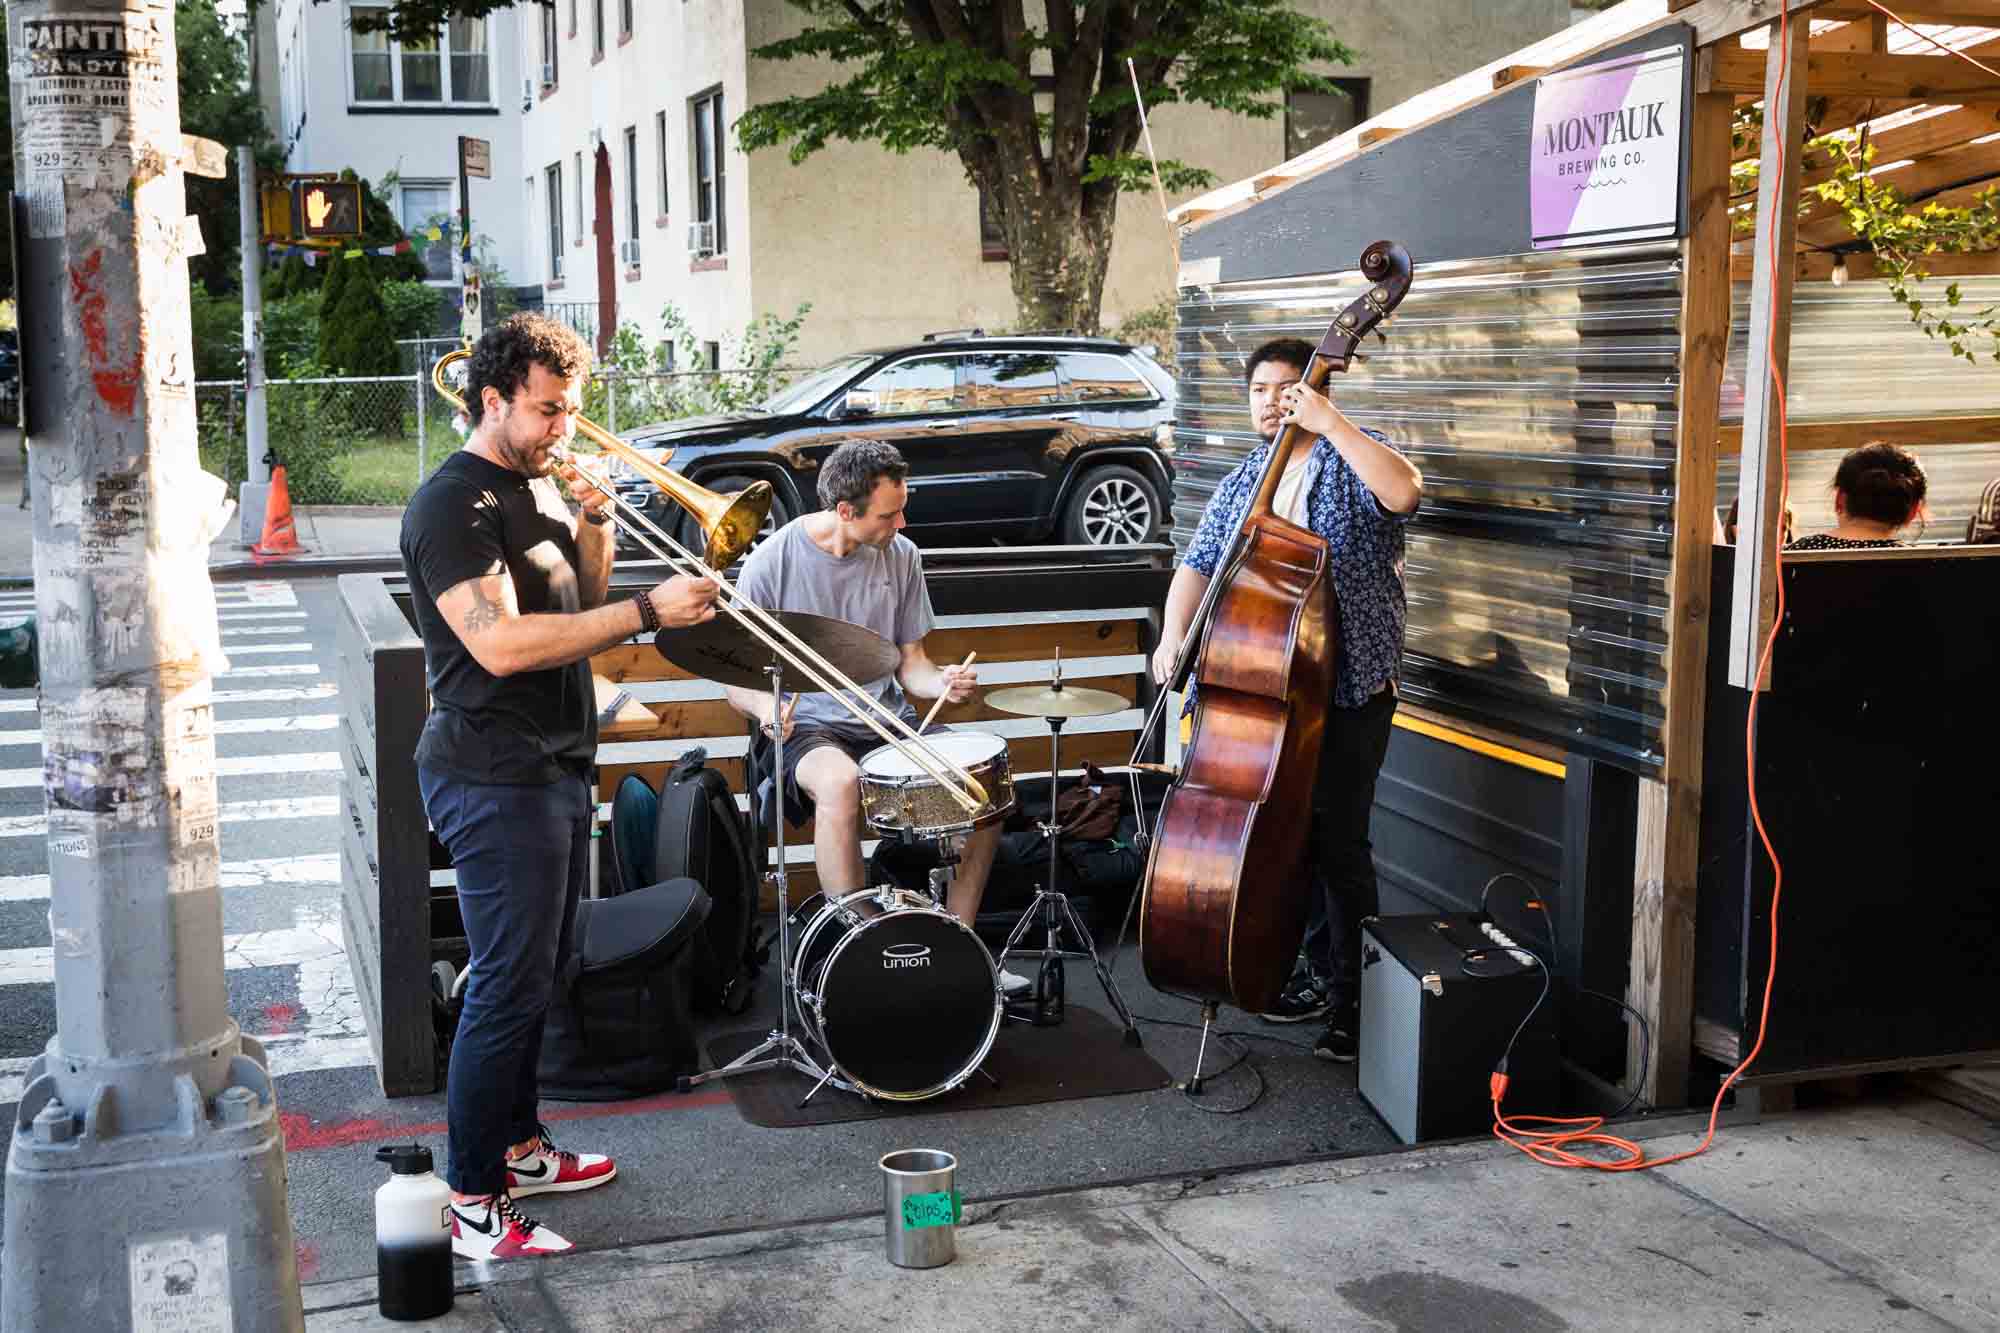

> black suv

[{"left": 607, "top": 333, "right": 1176, "bottom": 552}]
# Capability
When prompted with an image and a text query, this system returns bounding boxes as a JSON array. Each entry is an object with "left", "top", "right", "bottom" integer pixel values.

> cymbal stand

[
  {"left": 996, "top": 710, "right": 1142, "bottom": 1047},
  {"left": 681, "top": 661, "right": 841, "bottom": 1104}
]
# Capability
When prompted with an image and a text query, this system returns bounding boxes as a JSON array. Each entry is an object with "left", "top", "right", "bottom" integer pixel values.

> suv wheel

[
  {"left": 680, "top": 473, "right": 792, "bottom": 560},
  {"left": 1060, "top": 464, "right": 1160, "bottom": 546}
]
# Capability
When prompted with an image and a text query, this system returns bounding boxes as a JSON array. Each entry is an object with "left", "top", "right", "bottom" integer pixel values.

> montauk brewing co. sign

[{"left": 1531, "top": 44, "right": 1686, "bottom": 249}]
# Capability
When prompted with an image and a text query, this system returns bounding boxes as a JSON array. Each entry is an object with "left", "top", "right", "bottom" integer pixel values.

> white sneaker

[
  {"left": 505, "top": 1125, "right": 618, "bottom": 1196},
  {"left": 999, "top": 968, "right": 1033, "bottom": 995},
  {"left": 447, "top": 1193, "right": 573, "bottom": 1261}
]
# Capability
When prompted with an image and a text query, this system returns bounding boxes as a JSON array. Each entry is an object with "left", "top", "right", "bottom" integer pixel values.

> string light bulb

[{"left": 1830, "top": 255, "right": 1849, "bottom": 287}]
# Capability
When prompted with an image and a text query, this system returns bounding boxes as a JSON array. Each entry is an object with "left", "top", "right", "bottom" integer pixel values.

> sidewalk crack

[{"left": 1116, "top": 1204, "right": 1260, "bottom": 1331}]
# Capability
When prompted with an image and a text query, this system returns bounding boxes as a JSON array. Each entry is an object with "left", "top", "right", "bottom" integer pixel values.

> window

[
  {"left": 539, "top": 3, "right": 558, "bottom": 84},
  {"left": 545, "top": 162, "right": 564, "bottom": 280},
  {"left": 655, "top": 110, "right": 670, "bottom": 218},
  {"left": 977, "top": 183, "right": 1007, "bottom": 259},
  {"left": 619, "top": 0, "right": 634, "bottom": 38},
  {"left": 572, "top": 151, "right": 584, "bottom": 245},
  {"left": 1054, "top": 352, "right": 1152, "bottom": 403},
  {"left": 690, "top": 87, "right": 727, "bottom": 254},
  {"left": 854, "top": 357, "right": 965, "bottom": 416},
  {"left": 591, "top": 0, "right": 604, "bottom": 58},
  {"left": 701, "top": 341, "right": 720, "bottom": 372},
  {"left": 622, "top": 127, "right": 640, "bottom": 244},
  {"left": 399, "top": 182, "right": 454, "bottom": 282},
  {"left": 1284, "top": 79, "right": 1370, "bottom": 159},
  {"left": 345, "top": 4, "right": 492, "bottom": 105},
  {"left": 966, "top": 353, "right": 1060, "bottom": 409}
]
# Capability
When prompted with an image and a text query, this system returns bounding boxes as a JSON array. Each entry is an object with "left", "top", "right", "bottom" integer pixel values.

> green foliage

[
  {"left": 346, "top": 0, "right": 530, "bottom": 42},
  {"left": 381, "top": 280, "right": 443, "bottom": 343},
  {"left": 1811, "top": 139, "right": 2000, "bottom": 365},
  {"left": 176, "top": 0, "right": 281, "bottom": 295},
  {"left": 272, "top": 251, "right": 319, "bottom": 298},
  {"left": 262, "top": 293, "right": 324, "bottom": 376},
  {"left": 1109, "top": 296, "right": 1178, "bottom": 361},
  {"left": 320, "top": 258, "right": 399, "bottom": 377},
  {"left": 189, "top": 286, "right": 245, "bottom": 381},
  {"left": 317, "top": 250, "right": 356, "bottom": 331},
  {"left": 734, "top": 0, "right": 1354, "bottom": 331},
  {"left": 582, "top": 302, "right": 813, "bottom": 430}
]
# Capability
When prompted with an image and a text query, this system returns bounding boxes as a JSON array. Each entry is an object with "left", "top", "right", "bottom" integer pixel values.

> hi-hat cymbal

[
  {"left": 984, "top": 682, "right": 1129, "bottom": 719},
  {"left": 653, "top": 610, "right": 898, "bottom": 691}
]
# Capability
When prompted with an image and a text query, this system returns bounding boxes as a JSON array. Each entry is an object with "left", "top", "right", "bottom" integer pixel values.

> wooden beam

[
  {"left": 1709, "top": 47, "right": 2000, "bottom": 99},
  {"left": 1731, "top": 17, "right": 1810, "bottom": 693},
  {"left": 1628, "top": 90, "right": 1735, "bottom": 1112},
  {"left": 1682, "top": 0, "right": 1847, "bottom": 47},
  {"left": 1797, "top": 171, "right": 2000, "bottom": 244},
  {"left": 1819, "top": 1, "right": 2000, "bottom": 23},
  {"left": 1718, "top": 413, "right": 2000, "bottom": 452},
  {"left": 1726, "top": 248, "right": 2000, "bottom": 281},
  {"left": 1357, "top": 125, "right": 1403, "bottom": 148},
  {"left": 1795, "top": 134, "right": 2000, "bottom": 225},
  {"left": 1492, "top": 64, "right": 1546, "bottom": 90}
]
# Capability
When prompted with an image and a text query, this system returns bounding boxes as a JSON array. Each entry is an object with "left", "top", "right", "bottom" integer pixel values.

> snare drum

[
  {"left": 857, "top": 731, "right": 1016, "bottom": 838},
  {"left": 789, "top": 887, "right": 1002, "bottom": 1101}
]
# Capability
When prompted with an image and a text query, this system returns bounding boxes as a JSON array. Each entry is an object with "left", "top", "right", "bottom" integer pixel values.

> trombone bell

[{"left": 430, "top": 346, "right": 774, "bottom": 568}]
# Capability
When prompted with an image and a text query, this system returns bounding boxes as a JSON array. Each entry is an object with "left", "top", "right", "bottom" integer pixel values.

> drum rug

[{"left": 703, "top": 1007, "right": 1172, "bottom": 1129}]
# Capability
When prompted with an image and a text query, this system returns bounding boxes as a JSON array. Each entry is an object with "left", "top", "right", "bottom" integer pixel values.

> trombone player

[{"left": 401, "top": 313, "right": 718, "bottom": 1261}]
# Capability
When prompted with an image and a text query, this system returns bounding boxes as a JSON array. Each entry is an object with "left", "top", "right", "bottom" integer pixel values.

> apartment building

[
  {"left": 272, "top": 0, "right": 532, "bottom": 298},
  {"left": 522, "top": 0, "right": 1571, "bottom": 365}
]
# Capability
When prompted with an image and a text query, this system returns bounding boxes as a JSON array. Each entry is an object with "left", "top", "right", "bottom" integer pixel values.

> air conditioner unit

[
  {"left": 686, "top": 221, "right": 715, "bottom": 257},
  {"left": 620, "top": 238, "right": 642, "bottom": 265},
  {"left": 540, "top": 62, "right": 556, "bottom": 87}
]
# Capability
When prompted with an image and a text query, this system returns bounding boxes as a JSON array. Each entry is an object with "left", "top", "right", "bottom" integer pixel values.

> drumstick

[{"left": 920, "top": 653, "right": 976, "bottom": 733}]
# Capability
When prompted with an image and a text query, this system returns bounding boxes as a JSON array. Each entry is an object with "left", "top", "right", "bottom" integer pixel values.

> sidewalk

[
  {"left": 1, "top": 431, "right": 406, "bottom": 583},
  {"left": 302, "top": 1091, "right": 2000, "bottom": 1331}
]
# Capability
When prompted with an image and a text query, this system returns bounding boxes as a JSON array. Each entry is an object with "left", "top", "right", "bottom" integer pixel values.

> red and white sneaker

[
  {"left": 448, "top": 1193, "right": 572, "bottom": 1261},
  {"left": 504, "top": 1124, "right": 618, "bottom": 1197}
]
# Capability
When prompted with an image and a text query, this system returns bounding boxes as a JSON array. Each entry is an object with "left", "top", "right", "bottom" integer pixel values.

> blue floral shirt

[{"left": 1182, "top": 432, "right": 1412, "bottom": 709}]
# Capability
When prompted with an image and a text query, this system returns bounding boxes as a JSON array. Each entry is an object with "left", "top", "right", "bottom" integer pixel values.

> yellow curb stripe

[{"left": 1393, "top": 712, "right": 1566, "bottom": 779}]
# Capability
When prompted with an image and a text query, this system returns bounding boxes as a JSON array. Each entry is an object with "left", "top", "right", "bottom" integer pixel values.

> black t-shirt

[{"left": 400, "top": 450, "right": 597, "bottom": 784}]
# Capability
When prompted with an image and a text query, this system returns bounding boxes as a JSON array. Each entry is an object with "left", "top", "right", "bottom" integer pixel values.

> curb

[{"left": 0, "top": 554, "right": 405, "bottom": 591}]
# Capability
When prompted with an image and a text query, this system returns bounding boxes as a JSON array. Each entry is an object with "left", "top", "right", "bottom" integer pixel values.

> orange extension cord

[
  {"left": 1492, "top": 7, "right": 1800, "bottom": 1171},
  {"left": 1493, "top": 0, "right": 1999, "bottom": 1170}
]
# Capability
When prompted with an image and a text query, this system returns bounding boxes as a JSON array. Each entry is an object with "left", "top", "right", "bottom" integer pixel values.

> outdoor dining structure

[{"left": 1165, "top": 0, "right": 2000, "bottom": 1111}]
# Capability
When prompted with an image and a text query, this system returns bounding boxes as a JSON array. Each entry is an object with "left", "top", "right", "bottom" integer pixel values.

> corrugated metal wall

[
  {"left": 1172, "top": 251, "right": 2000, "bottom": 772},
  {"left": 1173, "top": 242, "right": 1684, "bottom": 770}
]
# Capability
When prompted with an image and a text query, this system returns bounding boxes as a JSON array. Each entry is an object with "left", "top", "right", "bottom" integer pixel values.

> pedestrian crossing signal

[{"left": 297, "top": 182, "right": 363, "bottom": 239}]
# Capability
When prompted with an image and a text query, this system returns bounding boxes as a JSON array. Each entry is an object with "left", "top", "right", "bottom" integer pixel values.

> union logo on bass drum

[{"left": 882, "top": 943, "right": 933, "bottom": 969}]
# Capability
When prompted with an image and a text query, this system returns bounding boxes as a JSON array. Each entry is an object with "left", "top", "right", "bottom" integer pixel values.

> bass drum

[{"left": 788, "top": 888, "right": 1001, "bottom": 1101}]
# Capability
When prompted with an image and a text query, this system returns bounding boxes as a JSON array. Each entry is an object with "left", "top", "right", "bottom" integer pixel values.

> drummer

[{"left": 725, "top": 439, "right": 1031, "bottom": 996}]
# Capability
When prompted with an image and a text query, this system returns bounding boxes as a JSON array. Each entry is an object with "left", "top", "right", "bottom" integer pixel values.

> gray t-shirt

[{"left": 732, "top": 518, "right": 936, "bottom": 732}]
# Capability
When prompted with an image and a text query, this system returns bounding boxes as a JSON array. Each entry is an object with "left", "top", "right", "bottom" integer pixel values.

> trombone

[{"left": 429, "top": 348, "right": 987, "bottom": 813}]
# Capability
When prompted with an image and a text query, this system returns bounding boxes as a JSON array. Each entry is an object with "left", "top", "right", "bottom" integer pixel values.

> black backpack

[
  {"left": 653, "top": 749, "right": 764, "bottom": 1014},
  {"left": 537, "top": 877, "right": 711, "bottom": 1100}
]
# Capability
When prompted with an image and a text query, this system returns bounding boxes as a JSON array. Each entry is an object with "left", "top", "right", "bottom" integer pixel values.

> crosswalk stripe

[
  {"left": 0, "top": 682, "right": 339, "bottom": 714},
  {"left": 0, "top": 794, "right": 339, "bottom": 839},
  {"left": 216, "top": 611, "right": 309, "bottom": 622},
  {"left": 218, "top": 663, "right": 319, "bottom": 679},
  {"left": 0, "top": 914, "right": 346, "bottom": 987},
  {"left": 0, "top": 713, "right": 339, "bottom": 748},
  {"left": 0, "top": 852, "right": 340, "bottom": 903},
  {"left": 220, "top": 625, "right": 311, "bottom": 638},
  {"left": 0, "top": 751, "right": 339, "bottom": 789},
  {"left": 219, "top": 643, "right": 312, "bottom": 656}
]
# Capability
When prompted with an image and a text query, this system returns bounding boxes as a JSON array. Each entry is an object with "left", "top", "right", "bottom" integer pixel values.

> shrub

[{"left": 381, "top": 279, "right": 442, "bottom": 342}]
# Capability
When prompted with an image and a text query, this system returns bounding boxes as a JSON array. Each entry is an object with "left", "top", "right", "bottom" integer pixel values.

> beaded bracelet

[{"left": 632, "top": 590, "right": 660, "bottom": 634}]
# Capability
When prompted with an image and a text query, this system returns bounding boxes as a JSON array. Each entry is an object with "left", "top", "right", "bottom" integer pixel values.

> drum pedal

[{"left": 1005, "top": 955, "right": 1066, "bottom": 1027}]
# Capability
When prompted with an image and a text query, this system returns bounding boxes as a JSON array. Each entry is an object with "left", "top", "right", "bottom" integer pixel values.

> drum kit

[{"left": 663, "top": 621, "right": 1141, "bottom": 1107}]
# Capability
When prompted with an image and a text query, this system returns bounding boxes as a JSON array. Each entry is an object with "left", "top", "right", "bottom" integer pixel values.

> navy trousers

[{"left": 419, "top": 767, "right": 588, "bottom": 1196}]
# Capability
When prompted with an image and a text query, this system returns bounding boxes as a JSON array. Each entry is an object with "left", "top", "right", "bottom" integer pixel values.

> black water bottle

[{"left": 374, "top": 1143, "right": 453, "bottom": 1321}]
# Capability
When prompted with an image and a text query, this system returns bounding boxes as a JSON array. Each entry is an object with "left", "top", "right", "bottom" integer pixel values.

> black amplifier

[{"left": 1357, "top": 913, "right": 1558, "bottom": 1144}]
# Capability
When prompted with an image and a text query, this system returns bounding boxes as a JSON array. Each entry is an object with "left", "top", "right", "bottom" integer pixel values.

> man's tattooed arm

[{"left": 461, "top": 581, "right": 504, "bottom": 636}]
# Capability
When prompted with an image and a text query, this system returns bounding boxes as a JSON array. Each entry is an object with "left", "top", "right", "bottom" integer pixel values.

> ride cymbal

[
  {"left": 983, "top": 683, "right": 1129, "bottom": 718},
  {"left": 653, "top": 610, "right": 899, "bottom": 691}
]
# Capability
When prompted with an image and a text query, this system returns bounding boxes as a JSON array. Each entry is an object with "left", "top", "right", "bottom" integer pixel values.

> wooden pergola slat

[{"left": 1710, "top": 46, "right": 2000, "bottom": 97}]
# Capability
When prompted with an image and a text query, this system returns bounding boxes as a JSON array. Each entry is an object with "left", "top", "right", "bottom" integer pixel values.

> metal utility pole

[
  {"left": 3, "top": 3, "right": 304, "bottom": 1330},
  {"left": 237, "top": 144, "right": 271, "bottom": 545}
]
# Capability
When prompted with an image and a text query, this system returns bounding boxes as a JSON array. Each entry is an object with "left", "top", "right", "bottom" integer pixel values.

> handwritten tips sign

[
  {"left": 1531, "top": 44, "right": 1686, "bottom": 250},
  {"left": 900, "top": 1190, "right": 961, "bottom": 1230}
]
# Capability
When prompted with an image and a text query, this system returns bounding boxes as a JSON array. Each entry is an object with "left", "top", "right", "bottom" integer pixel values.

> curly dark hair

[
  {"left": 817, "top": 439, "right": 908, "bottom": 513},
  {"left": 1245, "top": 337, "right": 1314, "bottom": 383},
  {"left": 1834, "top": 441, "right": 1927, "bottom": 528},
  {"left": 464, "top": 313, "right": 592, "bottom": 426}
]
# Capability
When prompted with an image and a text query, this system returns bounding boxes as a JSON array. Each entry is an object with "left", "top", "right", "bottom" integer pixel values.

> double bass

[{"left": 1138, "top": 241, "right": 1413, "bottom": 1014}]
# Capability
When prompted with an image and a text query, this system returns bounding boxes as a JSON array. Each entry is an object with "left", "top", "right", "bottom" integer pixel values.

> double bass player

[{"left": 1151, "top": 336, "right": 1422, "bottom": 1062}]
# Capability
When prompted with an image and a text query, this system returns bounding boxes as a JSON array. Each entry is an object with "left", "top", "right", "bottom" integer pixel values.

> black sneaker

[
  {"left": 1258, "top": 970, "right": 1332, "bottom": 1024},
  {"left": 1313, "top": 1006, "right": 1358, "bottom": 1063}
]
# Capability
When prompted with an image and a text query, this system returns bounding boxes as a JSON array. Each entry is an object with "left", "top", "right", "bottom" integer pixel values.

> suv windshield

[{"left": 759, "top": 354, "right": 873, "bottom": 415}]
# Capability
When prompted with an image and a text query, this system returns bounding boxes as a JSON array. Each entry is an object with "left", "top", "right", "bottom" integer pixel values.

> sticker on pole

[
  {"left": 900, "top": 1189, "right": 961, "bottom": 1230},
  {"left": 17, "top": 12, "right": 175, "bottom": 235},
  {"left": 1530, "top": 43, "right": 1687, "bottom": 250},
  {"left": 129, "top": 1231, "right": 233, "bottom": 1333}
]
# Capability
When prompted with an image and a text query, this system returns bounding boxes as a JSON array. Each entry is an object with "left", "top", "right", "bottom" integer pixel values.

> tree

[
  {"left": 329, "top": 0, "right": 547, "bottom": 42},
  {"left": 736, "top": 1, "right": 1355, "bottom": 333},
  {"left": 177, "top": 0, "right": 283, "bottom": 294}
]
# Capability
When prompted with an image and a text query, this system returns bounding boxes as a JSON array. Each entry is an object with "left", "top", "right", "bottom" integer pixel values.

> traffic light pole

[
  {"left": 3, "top": 4, "right": 303, "bottom": 1329},
  {"left": 237, "top": 145, "right": 272, "bottom": 545}
]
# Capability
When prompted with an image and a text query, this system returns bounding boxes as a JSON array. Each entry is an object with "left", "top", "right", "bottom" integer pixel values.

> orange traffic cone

[{"left": 253, "top": 465, "right": 301, "bottom": 557}]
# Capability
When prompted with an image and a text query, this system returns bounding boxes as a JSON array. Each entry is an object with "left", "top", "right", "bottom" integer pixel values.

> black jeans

[
  {"left": 1298, "top": 688, "right": 1398, "bottom": 1008},
  {"left": 419, "top": 767, "right": 588, "bottom": 1196}
]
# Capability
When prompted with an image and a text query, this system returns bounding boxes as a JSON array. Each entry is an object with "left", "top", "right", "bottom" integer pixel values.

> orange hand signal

[{"left": 305, "top": 188, "right": 333, "bottom": 231}]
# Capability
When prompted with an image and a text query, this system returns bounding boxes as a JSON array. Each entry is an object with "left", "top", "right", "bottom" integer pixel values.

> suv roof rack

[{"left": 921, "top": 327, "right": 986, "bottom": 342}]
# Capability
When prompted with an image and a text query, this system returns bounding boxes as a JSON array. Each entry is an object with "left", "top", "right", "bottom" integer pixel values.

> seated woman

[
  {"left": 1786, "top": 442, "right": 1927, "bottom": 551},
  {"left": 1968, "top": 476, "right": 2000, "bottom": 545}
]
